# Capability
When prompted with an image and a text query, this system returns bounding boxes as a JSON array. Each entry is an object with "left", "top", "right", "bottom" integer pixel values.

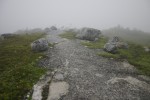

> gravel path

[{"left": 33, "top": 30, "right": 150, "bottom": 100}]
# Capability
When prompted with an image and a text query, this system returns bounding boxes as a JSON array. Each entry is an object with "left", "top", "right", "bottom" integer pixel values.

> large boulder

[
  {"left": 76, "top": 28, "right": 101, "bottom": 41},
  {"left": 50, "top": 26, "right": 57, "bottom": 30},
  {"left": 104, "top": 36, "right": 128, "bottom": 53},
  {"left": 31, "top": 38, "right": 48, "bottom": 52}
]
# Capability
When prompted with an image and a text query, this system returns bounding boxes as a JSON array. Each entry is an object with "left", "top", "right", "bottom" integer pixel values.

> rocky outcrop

[
  {"left": 76, "top": 28, "right": 101, "bottom": 41},
  {"left": 104, "top": 36, "right": 128, "bottom": 53},
  {"left": 31, "top": 38, "right": 49, "bottom": 52}
]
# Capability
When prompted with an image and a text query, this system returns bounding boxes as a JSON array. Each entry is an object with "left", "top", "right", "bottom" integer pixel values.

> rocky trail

[{"left": 32, "top": 30, "right": 150, "bottom": 100}]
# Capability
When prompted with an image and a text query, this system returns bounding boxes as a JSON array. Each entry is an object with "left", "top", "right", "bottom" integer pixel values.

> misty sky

[{"left": 0, "top": 0, "right": 150, "bottom": 33}]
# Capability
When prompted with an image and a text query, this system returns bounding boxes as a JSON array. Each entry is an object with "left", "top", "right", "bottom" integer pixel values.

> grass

[
  {"left": 59, "top": 31, "right": 76, "bottom": 39},
  {"left": 98, "top": 43, "right": 150, "bottom": 76},
  {"left": 81, "top": 36, "right": 107, "bottom": 49},
  {"left": 0, "top": 33, "right": 47, "bottom": 99},
  {"left": 98, "top": 52, "right": 119, "bottom": 59}
]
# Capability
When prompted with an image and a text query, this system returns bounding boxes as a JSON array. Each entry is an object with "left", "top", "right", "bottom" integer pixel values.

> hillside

[{"left": 102, "top": 26, "right": 150, "bottom": 46}]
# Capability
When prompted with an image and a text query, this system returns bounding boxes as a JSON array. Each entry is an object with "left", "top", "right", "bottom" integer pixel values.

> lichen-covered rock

[
  {"left": 104, "top": 36, "right": 128, "bottom": 53},
  {"left": 76, "top": 28, "right": 101, "bottom": 41},
  {"left": 31, "top": 38, "right": 48, "bottom": 52}
]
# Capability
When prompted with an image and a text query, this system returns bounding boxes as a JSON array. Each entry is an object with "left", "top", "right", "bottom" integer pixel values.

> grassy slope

[
  {"left": 0, "top": 33, "right": 47, "bottom": 99},
  {"left": 102, "top": 26, "right": 150, "bottom": 46}
]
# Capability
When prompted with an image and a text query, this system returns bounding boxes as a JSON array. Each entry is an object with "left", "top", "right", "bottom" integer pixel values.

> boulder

[
  {"left": 76, "top": 28, "right": 101, "bottom": 41},
  {"left": 31, "top": 38, "right": 48, "bottom": 52},
  {"left": 1, "top": 33, "right": 14, "bottom": 39},
  {"left": 104, "top": 36, "right": 128, "bottom": 53},
  {"left": 50, "top": 26, "right": 57, "bottom": 30},
  {"left": 104, "top": 43, "right": 117, "bottom": 53}
]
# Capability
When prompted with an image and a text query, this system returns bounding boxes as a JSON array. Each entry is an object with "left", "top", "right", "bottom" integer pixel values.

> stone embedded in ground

[
  {"left": 76, "top": 27, "right": 101, "bottom": 41},
  {"left": 104, "top": 43, "right": 117, "bottom": 53},
  {"left": 54, "top": 73, "right": 64, "bottom": 81},
  {"left": 104, "top": 36, "right": 128, "bottom": 53},
  {"left": 95, "top": 73, "right": 103, "bottom": 77},
  {"left": 31, "top": 38, "right": 48, "bottom": 52},
  {"left": 47, "top": 82, "right": 69, "bottom": 100}
]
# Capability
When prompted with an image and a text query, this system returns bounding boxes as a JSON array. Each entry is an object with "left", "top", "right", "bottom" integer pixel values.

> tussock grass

[
  {"left": 0, "top": 33, "right": 47, "bottom": 99},
  {"left": 81, "top": 36, "right": 107, "bottom": 49},
  {"left": 59, "top": 31, "right": 76, "bottom": 39}
]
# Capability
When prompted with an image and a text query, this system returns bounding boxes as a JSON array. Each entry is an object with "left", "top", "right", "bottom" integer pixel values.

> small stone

[
  {"left": 95, "top": 73, "right": 103, "bottom": 77},
  {"left": 26, "top": 94, "right": 30, "bottom": 98},
  {"left": 54, "top": 73, "right": 64, "bottom": 81}
]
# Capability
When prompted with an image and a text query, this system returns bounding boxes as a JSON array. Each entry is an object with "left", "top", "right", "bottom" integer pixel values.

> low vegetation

[
  {"left": 0, "top": 33, "right": 47, "bottom": 99},
  {"left": 103, "top": 26, "right": 150, "bottom": 46},
  {"left": 81, "top": 36, "right": 107, "bottom": 49},
  {"left": 98, "top": 43, "right": 150, "bottom": 76},
  {"left": 81, "top": 33, "right": 150, "bottom": 76},
  {"left": 59, "top": 31, "right": 76, "bottom": 39}
]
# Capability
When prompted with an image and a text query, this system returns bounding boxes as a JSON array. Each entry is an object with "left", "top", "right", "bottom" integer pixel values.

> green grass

[
  {"left": 98, "top": 52, "right": 119, "bottom": 59},
  {"left": 59, "top": 31, "right": 76, "bottom": 39},
  {"left": 98, "top": 43, "right": 150, "bottom": 76},
  {"left": 81, "top": 36, "right": 107, "bottom": 49},
  {"left": 0, "top": 33, "right": 47, "bottom": 99}
]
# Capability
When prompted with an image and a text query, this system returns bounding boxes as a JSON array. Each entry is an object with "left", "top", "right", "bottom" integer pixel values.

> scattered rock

[
  {"left": 76, "top": 27, "right": 101, "bottom": 41},
  {"left": 104, "top": 36, "right": 128, "bottom": 53},
  {"left": 54, "top": 73, "right": 64, "bottom": 81},
  {"left": 31, "top": 38, "right": 48, "bottom": 52},
  {"left": 50, "top": 26, "right": 57, "bottom": 30}
]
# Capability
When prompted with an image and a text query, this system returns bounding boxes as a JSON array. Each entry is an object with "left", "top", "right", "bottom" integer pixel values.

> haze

[{"left": 0, "top": 0, "right": 150, "bottom": 33}]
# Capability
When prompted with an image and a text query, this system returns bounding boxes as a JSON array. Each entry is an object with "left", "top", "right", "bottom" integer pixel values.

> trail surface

[{"left": 33, "top": 30, "right": 150, "bottom": 100}]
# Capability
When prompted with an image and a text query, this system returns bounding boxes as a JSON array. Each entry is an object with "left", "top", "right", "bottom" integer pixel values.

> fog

[{"left": 0, "top": 0, "right": 150, "bottom": 33}]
